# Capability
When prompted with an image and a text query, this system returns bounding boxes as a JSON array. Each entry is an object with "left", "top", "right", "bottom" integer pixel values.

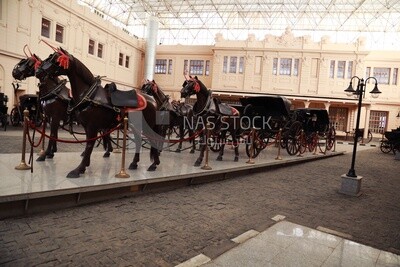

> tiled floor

[{"left": 180, "top": 221, "right": 400, "bottom": 267}]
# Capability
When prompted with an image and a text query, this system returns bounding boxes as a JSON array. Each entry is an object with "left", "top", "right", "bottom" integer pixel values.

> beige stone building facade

[
  {"left": 155, "top": 31, "right": 400, "bottom": 139},
  {"left": 1, "top": 0, "right": 400, "bottom": 138}
]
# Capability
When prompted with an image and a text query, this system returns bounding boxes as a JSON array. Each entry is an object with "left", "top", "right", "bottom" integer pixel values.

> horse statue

[
  {"left": 141, "top": 79, "right": 196, "bottom": 153},
  {"left": 180, "top": 75, "right": 240, "bottom": 166},
  {"left": 12, "top": 51, "right": 113, "bottom": 161},
  {"left": 35, "top": 46, "right": 163, "bottom": 177}
]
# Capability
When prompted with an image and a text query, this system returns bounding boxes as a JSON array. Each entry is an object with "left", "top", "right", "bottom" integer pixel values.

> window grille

[
  {"left": 329, "top": 107, "right": 348, "bottom": 131},
  {"left": 279, "top": 58, "right": 292, "bottom": 75},
  {"left": 229, "top": 57, "right": 237, "bottom": 73},
  {"left": 369, "top": 111, "right": 388, "bottom": 134},
  {"left": 155, "top": 59, "right": 167, "bottom": 74},
  {"left": 190, "top": 60, "right": 204, "bottom": 75},
  {"left": 373, "top": 68, "right": 390, "bottom": 85},
  {"left": 337, "top": 61, "right": 345, "bottom": 78}
]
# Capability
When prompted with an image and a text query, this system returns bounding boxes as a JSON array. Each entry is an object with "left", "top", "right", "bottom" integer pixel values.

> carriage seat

[
  {"left": 210, "top": 98, "right": 239, "bottom": 116},
  {"left": 106, "top": 82, "right": 138, "bottom": 107}
]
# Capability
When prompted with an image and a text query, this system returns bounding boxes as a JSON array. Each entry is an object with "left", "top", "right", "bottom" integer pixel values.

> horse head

[
  {"left": 36, "top": 47, "right": 71, "bottom": 80},
  {"left": 180, "top": 76, "right": 201, "bottom": 98},
  {"left": 12, "top": 54, "right": 42, "bottom": 81},
  {"left": 141, "top": 79, "right": 158, "bottom": 96}
]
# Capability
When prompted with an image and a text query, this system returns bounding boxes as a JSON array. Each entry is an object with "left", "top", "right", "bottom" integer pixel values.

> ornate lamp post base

[{"left": 339, "top": 174, "right": 363, "bottom": 197}]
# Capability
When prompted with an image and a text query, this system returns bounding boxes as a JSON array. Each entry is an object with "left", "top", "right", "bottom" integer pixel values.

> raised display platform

[{"left": 0, "top": 143, "right": 344, "bottom": 218}]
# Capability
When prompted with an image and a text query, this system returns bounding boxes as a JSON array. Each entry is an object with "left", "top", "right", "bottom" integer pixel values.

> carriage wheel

[
  {"left": 366, "top": 130, "right": 373, "bottom": 143},
  {"left": 10, "top": 107, "right": 21, "bottom": 126},
  {"left": 245, "top": 131, "right": 266, "bottom": 158},
  {"left": 285, "top": 136, "right": 298, "bottom": 155},
  {"left": 326, "top": 127, "right": 336, "bottom": 150},
  {"left": 297, "top": 133, "right": 307, "bottom": 154},
  {"left": 379, "top": 140, "right": 392, "bottom": 154},
  {"left": 209, "top": 133, "right": 223, "bottom": 152},
  {"left": 285, "top": 121, "right": 302, "bottom": 156},
  {"left": 318, "top": 134, "right": 327, "bottom": 154},
  {"left": 307, "top": 133, "right": 317, "bottom": 152}
]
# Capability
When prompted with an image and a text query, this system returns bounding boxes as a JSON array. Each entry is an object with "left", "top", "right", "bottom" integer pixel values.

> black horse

[
  {"left": 12, "top": 54, "right": 113, "bottom": 161},
  {"left": 181, "top": 76, "right": 240, "bottom": 166},
  {"left": 36, "top": 47, "right": 163, "bottom": 177},
  {"left": 141, "top": 79, "right": 196, "bottom": 153}
]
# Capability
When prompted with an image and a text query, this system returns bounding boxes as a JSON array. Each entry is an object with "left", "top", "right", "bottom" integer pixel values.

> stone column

[{"left": 144, "top": 16, "right": 159, "bottom": 81}]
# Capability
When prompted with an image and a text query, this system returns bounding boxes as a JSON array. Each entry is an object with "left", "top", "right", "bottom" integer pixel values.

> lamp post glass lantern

[{"left": 345, "top": 76, "right": 381, "bottom": 178}]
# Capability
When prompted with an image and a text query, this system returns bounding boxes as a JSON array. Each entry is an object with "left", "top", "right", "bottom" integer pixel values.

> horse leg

[
  {"left": 175, "top": 124, "right": 183, "bottom": 153},
  {"left": 37, "top": 118, "right": 48, "bottom": 161},
  {"left": 147, "top": 146, "right": 160, "bottom": 171},
  {"left": 67, "top": 130, "right": 96, "bottom": 178},
  {"left": 189, "top": 129, "right": 196, "bottom": 153},
  {"left": 216, "top": 131, "right": 226, "bottom": 161},
  {"left": 129, "top": 132, "right": 141, "bottom": 169},
  {"left": 46, "top": 120, "right": 59, "bottom": 159},
  {"left": 232, "top": 132, "right": 239, "bottom": 162},
  {"left": 194, "top": 134, "right": 205, "bottom": 166},
  {"left": 102, "top": 133, "right": 113, "bottom": 158}
]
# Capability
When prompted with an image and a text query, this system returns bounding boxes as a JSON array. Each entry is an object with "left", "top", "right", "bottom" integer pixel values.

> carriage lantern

[{"left": 340, "top": 76, "right": 381, "bottom": 196}]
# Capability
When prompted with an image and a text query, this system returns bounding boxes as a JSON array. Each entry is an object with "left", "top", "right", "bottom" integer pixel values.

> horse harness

[
  {"left": 38, "top": 79, "right": 69, "bottom": 104},
  {"left": 67, "top": 76, "right": 119, "bottom": 115}
]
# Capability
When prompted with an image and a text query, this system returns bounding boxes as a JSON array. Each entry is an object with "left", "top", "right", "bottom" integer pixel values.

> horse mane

[{"left": 70, "top": 55, "right": 96, "bottom": 85}]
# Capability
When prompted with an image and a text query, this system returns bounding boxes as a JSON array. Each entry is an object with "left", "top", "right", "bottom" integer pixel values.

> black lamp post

[{"left": 340, "top": 76, "right": 381, "bottom": 196}]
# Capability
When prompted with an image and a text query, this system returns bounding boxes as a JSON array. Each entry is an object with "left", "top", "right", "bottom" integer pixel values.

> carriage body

[
  {"left": 380, "top": 128, "right": 400, "bottom": 154},
  {"left": 239, "top": 95, "right": 292, "bottom": 133},
  {"left": 10, "top": 94, "right": 41, "bottom": 126},
  {"left": 238, "top": 96, "right": 293, "bottom": 157},
  {"left": 291, "top": 108, "right": 330, "bottom": 135},
  {"left": 286, "top": 108, "right": 336, "bottom": 155}
]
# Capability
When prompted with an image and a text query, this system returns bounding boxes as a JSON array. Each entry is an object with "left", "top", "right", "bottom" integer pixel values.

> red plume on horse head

[
  {"left": 23, "top": 44, "right": 42, "bottom": 70},
  {"left": 39, "top": 39, "right": 70, "bottom": 69},
  {"left": 192, "top": 76, "right": 201, "bottom": 93}
]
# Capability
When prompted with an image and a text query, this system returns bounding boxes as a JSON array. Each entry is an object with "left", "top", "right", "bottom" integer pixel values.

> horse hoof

[
  {"left": 234, "top": 157, "right": 239, "bottom": 162},
  {"left": 216, "top": 156, "right": 223, "bottom": 161},
  {"left": 46, "top": 154, "right": 54, "bottom": 159},
  {"left": 67, "top": 172, "right": 80, "bottom": 178},
  {"left": 129, "top": 163, "right": 138, "bottom": 170},
  {"left": 147, "top": 165, "right": 157, "bottom": 171},
  {"left": 194, "top": 161, "right": 201, "bottom": 167},
  {"left": 190, "top": 150, "right": 195, "bottom": 154},
  {"left": 103, "top": 152, "right": 110, "bottom": 158},
  {"left": 36, "top": 156, "right": 45, "bottom": 162},
  {"left": 175, "top": 149, "right": 181, "bottom": 153}
]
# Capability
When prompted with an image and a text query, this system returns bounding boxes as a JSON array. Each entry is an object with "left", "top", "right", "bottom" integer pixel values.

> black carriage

[
  {"left": 239, "top": 96, "right": 293, "bottom": 158},
  {"left": 285, "top": 108, "right": 336, "bottom": 155},
  {"left": 380, "top": 127, "right": 400, "bottom": 154},
  {"left": 0, "top": 92, "right": 9, "bottom": 131},
  {"left": 10, "top": 94, "right": 42, "bottom": 126}
]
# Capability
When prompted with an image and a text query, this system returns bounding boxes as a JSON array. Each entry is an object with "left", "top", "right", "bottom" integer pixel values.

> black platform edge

[{"left": 0, "top": 152, "right": 344, "bottom": 219}]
